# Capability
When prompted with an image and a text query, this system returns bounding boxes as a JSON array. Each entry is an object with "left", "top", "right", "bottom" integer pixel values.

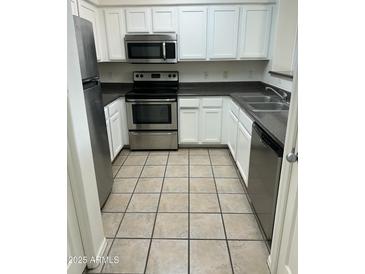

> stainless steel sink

[
  {"left": 248, "top": 102, "right": 289, "bottom": 112},
  {"left": 239, "top": 95, "right": 280, "bottom": 103}
]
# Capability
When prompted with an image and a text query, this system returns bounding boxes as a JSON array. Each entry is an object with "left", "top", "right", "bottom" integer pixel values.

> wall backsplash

[{"left": 98, "top": 61, "right": 268, "bottom": 83}]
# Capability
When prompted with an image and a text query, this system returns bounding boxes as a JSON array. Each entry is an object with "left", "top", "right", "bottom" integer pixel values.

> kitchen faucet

[{"left": 265, "top": 87, "right": 288, "bottom": 102}]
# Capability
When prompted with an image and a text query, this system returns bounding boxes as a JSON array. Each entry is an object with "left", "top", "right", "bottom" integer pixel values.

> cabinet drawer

[
  {"left": 202, "top": 97, "right": 223, "bottom": 108},
  {"left": 108, "top": 100, "right": 120, "bottom": 116},
  {"left": 179, "top": 98, "right": 200, "bottom": 108},
  {"left": 239, "top": 109, "right": 253, "bottom": 135},
  {"left": 230, "top": 99, "right": 239, "bottom": 116},
  {"left": 104, "top": 106, "right": 109, "bottom": 119}
]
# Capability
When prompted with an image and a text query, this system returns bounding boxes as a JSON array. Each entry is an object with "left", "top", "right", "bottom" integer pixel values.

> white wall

[
  {"left": 262, "top": 62, "right": 293, "bottom": 91},
  {"left": 98, "top": 61, "right": 268, "bottom": 82}
]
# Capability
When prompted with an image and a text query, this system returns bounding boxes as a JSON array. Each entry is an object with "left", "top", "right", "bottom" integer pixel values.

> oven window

[
  {"left": 128, "top": 43, "right": 162, "bottom": 59},
  {"left": 132, "top": 104, "right": 171, "bottom": 124}
]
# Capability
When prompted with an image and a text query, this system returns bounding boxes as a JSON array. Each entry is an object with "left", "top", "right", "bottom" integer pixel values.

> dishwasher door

[{"left": 247, "top": 123, "right": 283, "bottom": 247}]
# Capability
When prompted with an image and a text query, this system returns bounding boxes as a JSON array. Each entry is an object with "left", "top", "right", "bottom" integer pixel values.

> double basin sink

[{"left": 238, "top": 95, "right": 289, "bottom": 112}]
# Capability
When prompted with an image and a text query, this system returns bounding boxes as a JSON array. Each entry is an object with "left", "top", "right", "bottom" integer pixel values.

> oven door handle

[
  {"left": 126, "top": 98, "right": 176, "bottom": 102},
  {"left": 130, "top": 132, "right": 175, "bottom": 136}
]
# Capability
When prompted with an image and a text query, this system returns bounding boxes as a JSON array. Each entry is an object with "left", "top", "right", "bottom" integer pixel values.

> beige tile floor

[{"left": 90, "top": 148, "right": 270, "bottom": 274}]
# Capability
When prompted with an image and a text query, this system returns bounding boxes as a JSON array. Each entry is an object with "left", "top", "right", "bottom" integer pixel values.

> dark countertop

[
  {"left": 101, "top": 83, "right": 133, "bottom": 106},
  {"left": 101, "top": 81, "right": 289, "bottom": 147}
]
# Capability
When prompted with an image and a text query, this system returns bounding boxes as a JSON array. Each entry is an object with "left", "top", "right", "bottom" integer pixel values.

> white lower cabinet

[
  {"left": 179, "top": 97, "right": 223, "bottom": 144},
  {"left": 179, "top": 108, "right": 200, "bottom": 143},
  {"left": 201, "top": 108, "right": 222, "bottom": 143},
  {"left": 104, "top": 108, "right": 113, "bottom": 160},
  {"left": 227, "top": 110, "right": 238, "bottom": 159},
  {"left": 104, "top": 98, "right": 127, "bottom": 160},
  {"left": 110, "top": 112, "right": 123, "bottom": 157},
  {"left": 236, "top": 122, "right": 251, "bottom": 185}
]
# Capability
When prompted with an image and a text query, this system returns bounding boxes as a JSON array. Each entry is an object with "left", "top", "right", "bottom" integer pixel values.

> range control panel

[{"left": 133, "top": 71, "right": 179, "bottom": 82}]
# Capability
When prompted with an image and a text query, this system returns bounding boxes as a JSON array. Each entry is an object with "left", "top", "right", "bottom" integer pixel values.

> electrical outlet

[
  {"left": 204, "top": 72, "right": 208, "bottom": 79},
  {"left": 223, "top": 71, "right": 228, "bottom": 79}
]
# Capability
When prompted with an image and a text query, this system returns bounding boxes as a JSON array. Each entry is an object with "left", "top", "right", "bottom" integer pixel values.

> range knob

[
  {"left": 172, "top": 74, "right": 176, "bottom": 78},
  {"left": 140, "top": 74, "right": 144, "bottom": 78},
  {"left": 168, "top": 74, "right": 172, "bottom": 78},
  {"left": 135, "top": 74, "right": 139, "bottom": 78}
]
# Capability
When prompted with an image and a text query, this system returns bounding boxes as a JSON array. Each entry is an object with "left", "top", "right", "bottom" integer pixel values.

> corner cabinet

[
  {"left": 239, "top": 5, "right": 272, "bottom": 59},
  {"left": 104, "top": 8, "right": 126, "bottom": 61},
  {"left": 178, "top": 97, "right": 223, "bottom": 144},
  {"left": 178, "top": 7, "right": 208, "bottom": 60},
  {"left": 208, "top": 6, "right": 240, "bottom": 59}
]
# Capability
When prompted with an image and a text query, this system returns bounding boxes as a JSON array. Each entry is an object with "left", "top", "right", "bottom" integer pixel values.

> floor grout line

[
  {"left": 208, "top": 149, "right": 235, "bottom": 274},
  {"left": 100, "top": 150, "right": 142, "bottom": 273},
  {"left": 142, "top": 151, "right": 169, "bottom": 274}
]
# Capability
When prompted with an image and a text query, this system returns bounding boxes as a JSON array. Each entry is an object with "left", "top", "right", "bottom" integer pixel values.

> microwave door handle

[{"left": 162, "top": 42, "right": 166, "bottom": 60}]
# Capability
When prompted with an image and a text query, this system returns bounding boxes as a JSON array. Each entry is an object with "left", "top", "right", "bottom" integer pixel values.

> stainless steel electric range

[{"left": 125, "top": 71, "right": 178, "bottom": 150}]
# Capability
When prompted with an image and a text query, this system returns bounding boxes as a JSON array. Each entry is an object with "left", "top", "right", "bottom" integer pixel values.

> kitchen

[{"left": 68, "top": 0, "right": 297, "bottom": 273}]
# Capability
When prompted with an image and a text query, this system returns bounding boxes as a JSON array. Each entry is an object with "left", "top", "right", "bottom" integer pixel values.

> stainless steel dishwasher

[{"left": 247, "top": 122, "right": 284, "bottom": 248}]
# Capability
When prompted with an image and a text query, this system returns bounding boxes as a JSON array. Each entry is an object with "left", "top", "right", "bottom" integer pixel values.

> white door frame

[
  {"left": 268, "top": 37, "right": 298, "bottom": 273},
  {"left": 67, "top": 173, "right": 86, "bottom": 274}
]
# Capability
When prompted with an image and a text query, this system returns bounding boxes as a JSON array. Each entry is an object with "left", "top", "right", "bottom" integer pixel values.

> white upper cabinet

[
  {"left": 104, "top": 8, "right": 126, "bottom": 60},
  {"left": 208, "top": 6, "right": 239, "bottom": 59},
  {"left": 79, "top": 1, "right": 102, "bottom": 61},
  {"left": 152, "top": 7, "right": 177, "bottom": 32},
  {"left": 70, "top": 0, "right": 79, "bottom": 16},
  {"left": 239, "top": 5, "right": 272, "bottom": 59},
  {"left": 125, "top": 8, "right": 151, "bottom": 33},
  {"left": 178, "top": 7, "right": 208, "bottom": 60}
]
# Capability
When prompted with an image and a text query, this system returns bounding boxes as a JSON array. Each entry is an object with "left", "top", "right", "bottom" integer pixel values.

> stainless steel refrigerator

[{"left": 73, "top": 16, "right": 113, "bottom": 207}]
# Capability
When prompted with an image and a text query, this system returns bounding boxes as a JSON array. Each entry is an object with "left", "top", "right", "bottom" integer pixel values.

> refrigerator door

[
  {"left": 73, "top": 16, "right": 99, "bottom": 81},
  {"left": 83, "top": 81, "right": 113, "bottom": 207}
]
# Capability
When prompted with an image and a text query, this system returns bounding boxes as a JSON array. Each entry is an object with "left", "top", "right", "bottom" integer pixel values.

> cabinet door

[
  {"left": 228, "top": 111, "right": 238, "bottom": 160},
  {"left": 152, "top": 7, "right": 177, "bottom": 32},
  {"left": 118, "top": 98, "right": 129, "bottom": 145},
  {"left": 179, "top": 108, "right": 200, "bottom": 143},
  {"left": 105, "top": 116, "right": 113, "bottom": 160},
  {"left": 70, "top": 0, "right": 79, "bottom": 16},
  {"left": 236, "top": 122, "right": 251, "bottom": 185},
  {"left": 178, "top": 7, "right": 207, "bottom": 60},
  {"left": 110, "top": 112, "right": 123, "bottom": 158},
  {"left": 201, "top": 108, "right": 222, "bottom": 143},
  {"left": 239, "top": 6, "right": 272, "bottom": 59},
  {"left": 208, "top": 6, "right": 239, "bottom": 59},
  {"left": 104, "top": 9, "right": 126, "bottom": 60},
  {"left": 125, "top": 8, "right": 151, "bottom": 33},
  {"left": 79, "top": 1, "right": 102, "bottom": 61}
]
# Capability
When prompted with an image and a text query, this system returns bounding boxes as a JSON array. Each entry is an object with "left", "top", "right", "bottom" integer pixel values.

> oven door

[
  {"left": 126, "top": 99, "right": 177, "bottom": 130},
  {"left": 125, "top": 41, "right": 177, "bottom": 63}
]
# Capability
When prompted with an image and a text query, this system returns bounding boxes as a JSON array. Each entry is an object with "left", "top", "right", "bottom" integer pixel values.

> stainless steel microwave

[{"left": 125, "top": 34, "right": 178, "bottom": 64}]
